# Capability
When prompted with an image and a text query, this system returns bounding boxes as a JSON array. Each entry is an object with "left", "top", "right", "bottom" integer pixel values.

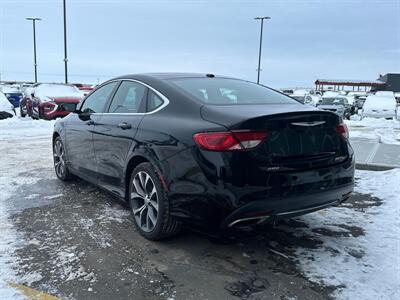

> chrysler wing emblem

[{"left": 291, "top": 121, "right": 326, "bottom": 127}]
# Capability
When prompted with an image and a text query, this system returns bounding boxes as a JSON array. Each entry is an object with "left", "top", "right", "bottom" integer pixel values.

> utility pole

[
  {"left": 254, "top": 16, "right": 270, "bottom": 84},
  {"left": 26, "top": 17, "right": 41, "bottom": 83},
  {"left": 63, "top": 0, "right": 68, "bottom": 83}
]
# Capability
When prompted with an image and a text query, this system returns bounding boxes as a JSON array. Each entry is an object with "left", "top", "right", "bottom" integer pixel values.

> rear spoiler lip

[{"left": 200, "top": 103, "right": 339, "bottom": 129}]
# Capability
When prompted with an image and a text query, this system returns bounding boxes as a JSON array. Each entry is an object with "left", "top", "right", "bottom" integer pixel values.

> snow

[
  {"left": 375, "top": 91, "right": 395, "bottom": 97},
  {"left": 0, "top": 86, "right": 21, "bottom": 93},
  {"left": 292, "top": 89, "right": 309, "bottom": 96},
  {"left": 295, "top": 169, "right": 400, "bottom": 299},
  {"left": 34, "top": 84, "right": 82, "bottom": 99},
  {"left": 0, "top": 92, "right": 15, "bottom": 113},
  {"left": 0, "top": 117, "right": 56, "bottom": 299},
  {"left": 363, "top": 95, "right": 397, "bottom": 110},
  {"left": 345, "top": 116, "right": 400, "bottom": 144},
  {"left": 322, "top": 91, "right": 340, "bottom": 98},
  {"left": 0, "top": 123, "right": 51, "bottom": 298},
  {"left": 0, "top": 116, "right": 55, "bottom": 139}
]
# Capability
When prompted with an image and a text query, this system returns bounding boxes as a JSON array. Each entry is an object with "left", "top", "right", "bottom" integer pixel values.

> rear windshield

[{"left": 167, "top": 78, "right": 297, "bottom": 105}]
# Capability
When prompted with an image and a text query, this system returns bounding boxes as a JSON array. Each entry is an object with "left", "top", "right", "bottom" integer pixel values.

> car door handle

[
  {"left": 118, "top": 122, "right": 131, "bottom": 129},
  {"left": 86, "top": 120, "right": 95, "bottom": 126}
]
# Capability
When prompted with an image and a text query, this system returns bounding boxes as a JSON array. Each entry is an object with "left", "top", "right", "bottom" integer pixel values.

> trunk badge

[{"left": 291, "top": 121, "right": 326, "bottom": 127}]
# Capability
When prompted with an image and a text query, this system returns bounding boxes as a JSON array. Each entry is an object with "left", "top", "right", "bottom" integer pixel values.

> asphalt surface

[{"left": 3, "top": 136, "right": 380, "bottom": 300}]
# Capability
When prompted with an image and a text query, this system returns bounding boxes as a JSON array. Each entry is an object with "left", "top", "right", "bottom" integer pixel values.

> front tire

[
  {"left": 129, "top": 162, "right": 181, "bottom": 240},
  {"left": 53, "top": 136, "right": 73, "bottom": 181}
]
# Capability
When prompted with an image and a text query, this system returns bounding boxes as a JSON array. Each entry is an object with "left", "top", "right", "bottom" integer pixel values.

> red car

[
  {"left": 72, "top": 83, "right": 95, "bottom": 97},
  {"left": 20, "top": 83, "right": 83, "bottom": 120}
]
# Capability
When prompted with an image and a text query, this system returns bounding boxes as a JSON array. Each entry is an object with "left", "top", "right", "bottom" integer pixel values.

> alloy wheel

[
  {"left": 130, "top": 171, "right": 159, "bottom": 232},
  {"left": 53, "top": 139, "right": 66, "bottom": 178}
]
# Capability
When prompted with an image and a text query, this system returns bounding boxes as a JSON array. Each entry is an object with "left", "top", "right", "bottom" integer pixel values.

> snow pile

[
  {"left": 296, "top": 169, "right": 400, "bottom": 299},
  {"left": 0, "top": 117, "right": 55, "bottom": 139}
]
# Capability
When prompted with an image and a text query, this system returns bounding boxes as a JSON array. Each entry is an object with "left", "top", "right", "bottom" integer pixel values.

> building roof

[{"left": 315, "top": 79, "right": 386, "bottom": 87}]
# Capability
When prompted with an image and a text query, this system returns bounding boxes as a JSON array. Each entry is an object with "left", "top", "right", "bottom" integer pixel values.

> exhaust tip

[{"left": 227, "top": 215, "right": 271, "bottom": 228}]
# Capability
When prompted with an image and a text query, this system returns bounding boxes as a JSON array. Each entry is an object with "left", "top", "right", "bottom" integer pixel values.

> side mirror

[{"left": 78, "top": 110, "right": 91, "bottom": 121}]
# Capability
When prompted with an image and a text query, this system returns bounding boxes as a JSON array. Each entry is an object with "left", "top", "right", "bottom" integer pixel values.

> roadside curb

[
  {"left": 8, "top": 283, "right": 60, "bottom": 300},
  {"left": 355, "top": 163, "right": 397, "bottom": 171},
  {"left": 350, "top": 139, "right": 400, "bottom": 171}
]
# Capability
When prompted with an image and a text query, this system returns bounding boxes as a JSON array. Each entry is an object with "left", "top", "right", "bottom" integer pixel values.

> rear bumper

[
  {"left": 220, "top": 182, "right": 353, "bottom": 228},
  {"left": 164, "top": 145, "right": 355, "bottom": 228}
]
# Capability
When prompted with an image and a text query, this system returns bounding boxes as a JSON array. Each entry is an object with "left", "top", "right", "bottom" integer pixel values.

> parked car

[
  {"left": 0, "top": 85, "right": 23, "bottom": 108},
  {"left": 0, "top": 91, "right": 16, "bottom": 119},
  {"left": 72, "top": 83, "right": 95, "bottom": 97},
  {"left": 322, "top": 91, "right": 340, "bottom": 97},
  {"left": 308, "top": 90, "right": 322, "bottom": 96},
  {"left": 362, "top": 95, "right": 398, "bottom": 120},
  {"left": 53, "top": 73, "right": 354, "bottom": 240},
  {"left": 353, "top": 95, "right": 367, "bottom": 109},
  {"left": 394, "top": 92, "right": 400, "bottom": 105},
  {"left": 291, "top": 89, "right": 317, "bottom": 106},
  {"left": 317, "top": 96, "right": 353, "bottom": 119},
  {"left": 20, "top": 83, "right": 83, "bottom": 120}
]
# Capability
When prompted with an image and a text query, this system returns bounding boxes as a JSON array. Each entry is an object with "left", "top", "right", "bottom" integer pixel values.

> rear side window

[
  {"left": 108, "top": 81, "right": 147, "bottom": 113},
  {"left": 147, "top": 90, "right": 164, "bottom": 112},
  {"left": 167, "top": 78, "right": 296, "bottom": 105},
  {"left": 80, "top": 81, "right": 117, "bottom": 113}
]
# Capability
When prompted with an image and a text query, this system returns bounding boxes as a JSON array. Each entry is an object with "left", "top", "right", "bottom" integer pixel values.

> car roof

[{"left": 113, "top": 72, "right": 234, "bottom": 81}]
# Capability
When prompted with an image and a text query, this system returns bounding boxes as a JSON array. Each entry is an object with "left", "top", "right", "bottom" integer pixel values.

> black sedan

[{"left": 53, "top": 73, "right": 354, "bottom": 240}]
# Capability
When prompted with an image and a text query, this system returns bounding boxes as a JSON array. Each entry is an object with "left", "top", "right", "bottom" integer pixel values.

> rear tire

[
  {"left": 20, "top": 105, "right": 27, "bottom": 117},
  {"left": 129, "top": 162, "right": 181, "bottom": 240},
  {"left": 53, "top": 136, "right": 73, "bottom": 181}
]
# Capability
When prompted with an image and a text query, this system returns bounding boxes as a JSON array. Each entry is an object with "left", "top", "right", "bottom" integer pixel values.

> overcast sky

[{"left": 0, "top": 0, "right": 399, "bottom": 87}]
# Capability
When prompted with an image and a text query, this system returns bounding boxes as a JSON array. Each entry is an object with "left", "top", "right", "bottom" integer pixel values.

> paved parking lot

[{"left": 1, "top": 119, "right": 399, "bottom": 300}]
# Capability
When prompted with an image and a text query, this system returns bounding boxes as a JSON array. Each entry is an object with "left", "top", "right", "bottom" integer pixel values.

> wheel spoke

[
  {"left": 139, "top": 206, "right": 147, "bottom": 228},
  {"left": 59, "top": 161, "right": 65, "bottom": 175},
  {"left": 131, "top": 192, "right": 144, "bottom": 200},
  {"left": 150, "top": 199, "right": 158, "bottom": 212},
  {"left": 133, "top": 176, "right": 146, "bottom": 196},
  {"left": 139, "top": 172, "right": 146, "bottom": 192},
  {"left": 57, "top": 163, "right": 62, "bottom": 176},
  {"left": 149, "top": 185, "right": 157, "bottom": 199},
  {"left": 132, "top": 203, "right": 146, "bottom": 215},
  {"left": 144, "top": 173, "right": 151, "bottom": 193},
  {"left": 55, "top": 142, "right": 62, "bottom": 156},
  {"left": 148, "top": 206, "right": 157, "bottom": 225}
]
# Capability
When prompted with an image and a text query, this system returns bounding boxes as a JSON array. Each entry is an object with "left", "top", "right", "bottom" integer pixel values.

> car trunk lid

[{"left": 200, "top": 104, "right": 349, "bottom": 170}]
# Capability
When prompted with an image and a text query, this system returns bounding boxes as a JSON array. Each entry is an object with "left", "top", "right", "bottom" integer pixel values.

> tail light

[
  {"left": 193, "top": 131, "right": 268, "bottom": 151},
  {"left": 336, "top": 123, "right": 349, "bottom": 139}
]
